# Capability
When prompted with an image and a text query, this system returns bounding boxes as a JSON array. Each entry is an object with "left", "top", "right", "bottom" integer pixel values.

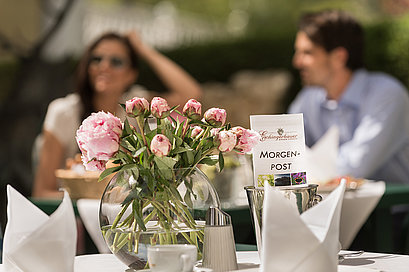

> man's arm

[{"left": 337, "top": 88, "right": 409, "bottom": 178}]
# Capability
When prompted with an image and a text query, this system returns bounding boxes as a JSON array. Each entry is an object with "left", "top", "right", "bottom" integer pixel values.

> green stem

[
  {"left": 112, "top": 202, "right": 131, "bottom": 229},
  {"left": 136, "top": 116, "right": 151, "bottom": 156},
  {"left": 168, "top": 201, "right": 194, "bottom": 229},
  {"left": 181, "top": 119, "right": 190, "bottom": 139},
  {"left": 156, "top": 118, "right": 161, "bottom": 134},
  {"left": 152, "top": 201, "right": 175, "bottom": 225},
  {"left": 195, "top": 126, "right": 211, "bottom": 151},
  {"left": 143, "top": 209, "right": 157, "bottom": 224},
  {"left": 118, "top": 213, "right": 134, "bottom": 228}
]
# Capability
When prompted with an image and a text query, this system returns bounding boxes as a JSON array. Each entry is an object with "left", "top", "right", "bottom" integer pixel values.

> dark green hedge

[{"left": 137, "top": 32, "right": 296, "bottom": 92}]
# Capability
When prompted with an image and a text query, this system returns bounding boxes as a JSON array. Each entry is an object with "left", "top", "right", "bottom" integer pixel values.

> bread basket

[{"left": 55, "top": 169, "right": 110, "bottom": 199}]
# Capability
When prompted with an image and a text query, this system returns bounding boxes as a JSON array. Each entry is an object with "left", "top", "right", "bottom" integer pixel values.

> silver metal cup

[{"left": 245, "top": 185, "right": 322, "bottom": 253}]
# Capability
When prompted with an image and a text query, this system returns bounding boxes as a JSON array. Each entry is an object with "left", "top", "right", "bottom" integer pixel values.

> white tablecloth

[
  {"left": 233, "top": 251, "right": 409, "bottom": 272},
  {"left": 77, "top": 181, "right": 385, "bottom": 253},
  {"left": 321, "top": 181, "right": 385, "bottom": 249},
  {"left": 2, "top": 251, "right": 408, "bottom": 272},
  {"left": 76, "top": 199, "right": 110, "bottom": 253}
]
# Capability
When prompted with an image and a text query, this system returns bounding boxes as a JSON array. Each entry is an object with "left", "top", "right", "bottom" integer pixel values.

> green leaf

[
  {"left": 122, "top": 118, "right": 132, "bottom": 137},
  {"left": 184, "top": 190, "right": 193, "bottom": 208},
  {"left": 133, "top": 146, "right": 146, "bottom": 157},
  {"left": 170, "top": 147, "right": 190, "bottom": 155},
  {"left": 143, "top": 118, "right": 152, "bottom": 133},
  {"left": 199, "top": 157, "right": 218, "bottom": 166},
  {"left": 154, "top": 156, "right": 177, "bottom": 180},
  {"left": 186, "top": 150, "right": 194, "bottom": 165},
  {"left": 218, "top": 151, "right": 224, "bottom": 172},
  {"left": 170, "top": 105, "right": 179, "bottom": 112},
  {"left": 154, "top": 156, "right": 177, "bottom": 169},
  {"left": 176, "top": 120, "right": 184, "bottom": 137},
  {"left": 115, "top": 171, "right": 127, "bottom": 187},
  {"left": 201, "top": 137, "right": 215, "bottom": 150},
  {"left": 99, "top": 165, "right": 123, "bottom": 181},
  {"left": 130, "top": 167, "right": 139, "bottom": 182},
  {"left": 168, "top": 185, "right": 183, "bottom": 202},
  {"left": 194, "top": 150, "right": 202, "bottom": 164}
]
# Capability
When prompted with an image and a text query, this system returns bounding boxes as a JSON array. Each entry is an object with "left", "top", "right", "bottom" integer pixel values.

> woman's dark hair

[
  {"left": 76, "top": 32, "right": 139, "bottom": 121},
  {"left": 298, "top": 10, "right": 364, "bottom": 70}
]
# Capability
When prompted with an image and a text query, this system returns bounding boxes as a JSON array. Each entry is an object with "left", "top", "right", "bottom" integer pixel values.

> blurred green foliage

[
  {"left": 137, "top": 14, "right": 409, "bottom": 92},
  {"left": 365, "top": 15, "right": 409, "bottom": 88},
  {"left": 2, "top": 13, "right": 409, "bottom": 107},
  {"left": 0, "top": 61, "right": 19, "bottom": 104}
]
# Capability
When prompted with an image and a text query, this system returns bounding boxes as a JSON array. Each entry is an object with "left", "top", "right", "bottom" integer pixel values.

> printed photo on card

[{"left": 250, "top": 114, "right": 307, "bottom": 188}]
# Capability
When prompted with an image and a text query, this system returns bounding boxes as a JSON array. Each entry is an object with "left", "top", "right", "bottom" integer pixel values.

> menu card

[{"left": 250, "top": 114, "right": 307, "bottom": 188}]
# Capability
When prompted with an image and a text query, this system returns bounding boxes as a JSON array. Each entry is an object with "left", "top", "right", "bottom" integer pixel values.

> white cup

[{"left": 148, "top": 244, "right": 197, "bottom": 272}]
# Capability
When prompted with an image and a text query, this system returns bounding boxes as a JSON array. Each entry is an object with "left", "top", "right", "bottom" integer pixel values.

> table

[
  {"left": 225, "top": 181, "right": 386, "bottom": 249},
  {"left": 2, "top": 251, "right": 408, "bottom": 271},
  {"left": 30, "top": 181, "right": 409, "bottom": 255},
  {"left": 331, "top": 180, "right": 385, "bottom": 249},
  {"left": 235, "top": 250, "right": 409, "bottom": 272}
]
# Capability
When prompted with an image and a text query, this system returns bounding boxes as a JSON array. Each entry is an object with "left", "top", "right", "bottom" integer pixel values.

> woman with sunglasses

[{"left": 32, "top": 31, "right": 202, "bottom": 198}]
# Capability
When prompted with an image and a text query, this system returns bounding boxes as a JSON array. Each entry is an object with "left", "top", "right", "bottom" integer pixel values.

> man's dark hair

[{"left": 298, "top": 10, "right": 364, "bottom": 70}]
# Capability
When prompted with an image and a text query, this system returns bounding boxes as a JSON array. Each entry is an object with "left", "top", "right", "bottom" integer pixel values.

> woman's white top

[{"left": 42, "top": 87, "right": 149, "bottom": 166}]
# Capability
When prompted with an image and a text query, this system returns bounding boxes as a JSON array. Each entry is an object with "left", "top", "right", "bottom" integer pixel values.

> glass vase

[{"left": 99, "top": 167, "right": 220, "bottom": 270}]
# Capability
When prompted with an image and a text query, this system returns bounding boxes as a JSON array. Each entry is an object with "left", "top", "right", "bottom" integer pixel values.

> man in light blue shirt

[{"left": 289, "top": 10, "right": 409, "bottom": 184}]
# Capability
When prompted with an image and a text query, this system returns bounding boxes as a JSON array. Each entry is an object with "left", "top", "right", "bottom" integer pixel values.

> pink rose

[
  {"left": 125, "top": 97, "right": 149, "bottom": 117},
  {"left": 231, "top": 126, "right": 260, "bottom": 153},
  {"left": 150, "top": 134, "right": 171, "bottom": 157},
  {"left": 204, "top": 108, "right": 226, "bottom": 127},
  {"left": 191, "top": 126, "right": 204, "bottom": 138},
  {"left": 182, "top": 99, "right": 201, "bottom": 120},
  {"left": 76, "top": 111, "right": 122, "bottom": 171},
  {"left": 151, "top": 97, "right": 171, "bottom": 119},
  {"left": 215, "top": 130, "right": 237, "bottom": 152}
]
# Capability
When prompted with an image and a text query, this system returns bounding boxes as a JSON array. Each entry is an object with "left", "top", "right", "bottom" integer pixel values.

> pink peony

[
  {"left": 151, "top": 97, "right": 171, "bottom": 119},
  {"left": 215, "top": 130, "right": 237, "bottom": 152},
  {"left": 210, "top": 128, "right": 221, "bottom": 136},
  {"left": 125, "top": 97, "right": 149, "bottom": 117},
  {"left": 76, "top": 111, "right": 123, "bottom": 171},
  {"left": 81, "top": 154, "right": 106, "bottom": 172},
  {"left": 204, "top": 108, "right": 226, "bottom": 127},
  {"left": 191, "top": 126, "right": 204, "bottom": 138},
  {"left": 231, "top": 126, "right": 260, "bottom": 153},
  {"left": 182, "top": 99, "right": 201, "bottom": 120},
  {"left": 150, "top": 134, "right": 171, "bottom": 157}
]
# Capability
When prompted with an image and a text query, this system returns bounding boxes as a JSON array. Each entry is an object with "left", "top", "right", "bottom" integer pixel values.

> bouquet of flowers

[{"left": 76, "top": 97, "right": 259, "bottom": 265}]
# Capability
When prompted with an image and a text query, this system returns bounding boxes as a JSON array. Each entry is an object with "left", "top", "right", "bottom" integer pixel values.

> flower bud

[
  {"left": 150, "top": 134, "right": 171, "bottom": 157},
  {"left": 183, "top": 99, "right": 201, "bottom": 120},
  {"left": 215, "top": 130, "right": 237, "bottom": 152},
  {"left": 204, "top": 108, "right": 226, "bottom": 127},
  {"left": 151, "top": 97, "right": 171, "bottom": 119},
  {"left": 231, "top": 126, "right": 260, "bottom": 153},
  {"left": 125, "top": 97, "right": 149, "bottom": 117},
  {"left": 191, "top": 126, "right": 204, "bottom": 138}
]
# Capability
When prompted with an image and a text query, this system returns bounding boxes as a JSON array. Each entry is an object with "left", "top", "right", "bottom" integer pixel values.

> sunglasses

[{"left": 89, "top": 55, "right": 129, "bottom": 69}]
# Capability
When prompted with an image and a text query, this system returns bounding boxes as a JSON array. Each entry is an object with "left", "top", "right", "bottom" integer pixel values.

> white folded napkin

[
  {"left": 3, "top": 185, "right": 77, "bottom": 272},
  {"left": 260, "top": 180, "right": 346, "bottom": 272},
  {"left": 305, "top": 126, "right": 339, "bottom": 184}
]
